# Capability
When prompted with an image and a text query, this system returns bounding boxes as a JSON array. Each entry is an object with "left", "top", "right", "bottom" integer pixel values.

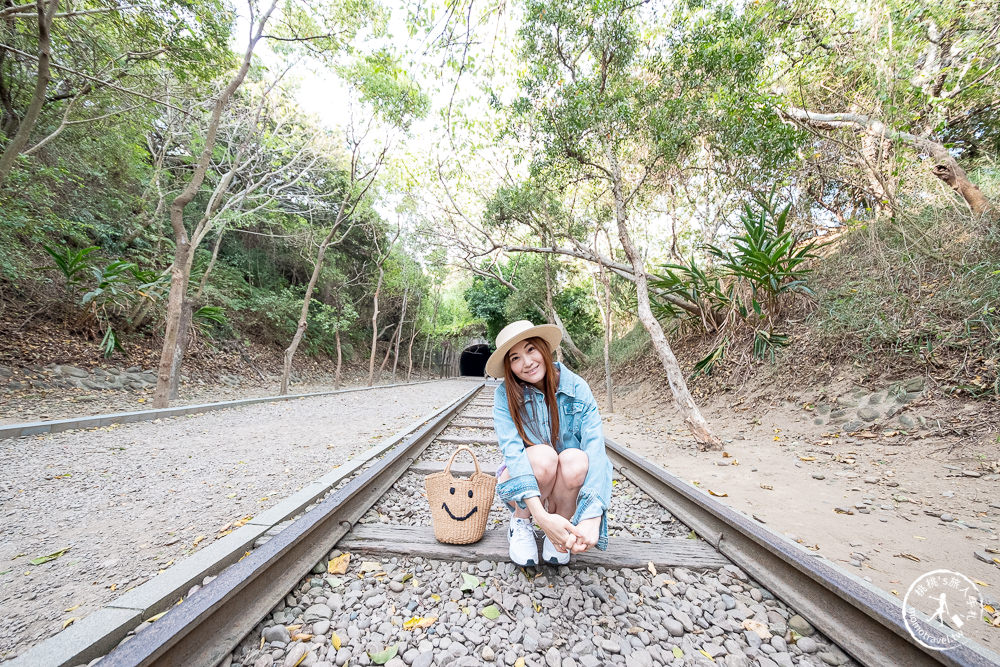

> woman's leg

[
  {"left": 497, "top": 445, "right": 558, "bottom": 518},
  {"left": 548, "top": 449, "right": 588, "bottom": 519}
]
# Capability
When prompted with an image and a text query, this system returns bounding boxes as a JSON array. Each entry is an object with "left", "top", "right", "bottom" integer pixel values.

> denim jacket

[{"left": 493, "top": 362, "right": 612, "bottom": 550}]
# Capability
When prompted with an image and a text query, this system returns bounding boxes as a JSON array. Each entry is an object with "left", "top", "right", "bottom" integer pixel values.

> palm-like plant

[{"left": 705, "top": 200, "right": 819, "bottom": 320}]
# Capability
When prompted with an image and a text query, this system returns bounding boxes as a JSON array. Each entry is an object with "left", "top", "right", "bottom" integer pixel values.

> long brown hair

[{"left": 503, "top": 336, "right": 560, "bottom": 447}]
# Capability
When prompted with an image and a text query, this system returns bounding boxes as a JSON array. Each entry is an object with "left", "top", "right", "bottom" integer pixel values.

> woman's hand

[
  {"left": 534, "top": 511, "right": 584, "bottom": 553},
  {"left": 569, "top": 516, "right": 601, "bottom": 554}
]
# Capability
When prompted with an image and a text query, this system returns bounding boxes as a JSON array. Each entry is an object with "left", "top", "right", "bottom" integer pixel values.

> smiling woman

[{"left": 487, "top": 320, "right": 613, "bottom": 567}]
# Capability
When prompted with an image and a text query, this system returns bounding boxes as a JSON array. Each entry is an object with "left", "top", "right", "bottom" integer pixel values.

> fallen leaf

[
  {"left": 359, "top": 560, "right": 382, "bottom": 573},
  {"left": 647, "top": 562, "right": 657, "bottom": 577},
  {"left": 977, "top": 581, "right": 990, "bottom": 588},
  {"left": 294, "top": 652, "right": 307, "bottom": 667},
  {"left": 328, "top": 553, "right": 350, "bottom": 575},
  {"left": 430, "top": 594, "right": 441, "bottom": 602},
  {"left": 760, "top": 484, "right": 773, "bottom": 491},
  {"left": 986, "top": 605, "right": 996, "bottom": 613},
  {"left": 741, "top": 619, "right": 772, "bottom": 639},
  {"left": 722, "top": 451, "right": 731, "bottom": 458},
  {"left": 0, "top": 570, "right": 11, "bottom": 576},
  {"left": 481, "top": 605, "right": 501, "bottom": 620},
  {"left": 700, "top": 650, "right": 714, "bottom": 660},
  {"left": 325, "top": 576, "right": 343, "bottom": 588},
  {"left": 913, "top": 536, "right": 926, "bottom": 540},
  {"left": 191, "top": 535, "right": 205, "bottom": 548},
  {"left": 147, "top": 611, "right": 167, "bottom": 623},
  {"left": 30, "top": 548, "right": 69, "bottom": 565},
  {"left": 64, "top": 604, "right": 79, "bottom": 612},
  {"left": 895, "top": 553, "right": 921, "bottom": 562},
  {"left": 532, "top": 602, "right": 541, "bottom": 612},
  {"left": 514, "top": 658, "right": 526, "bottom": 667},
  {"left": 672, "top": 647, "right": 684, "bottom": 658},
  {"left": 63, "top": 617, "right": 79, "bottom": 629},
  {"left": 368, "top": 644, "right": 399, "bottom": 665},
  {"left": 331, "top": 632, "right": 342, "bottom": 650},
  {"left": 110, "top": 583, "right": 117, "bottom": 591},
  {"left": 403, "top": 616, "right": 437, "bottom": 630},
  {"left": 799, "top": 456, "right": 816, "bottom": 462},
  {"left": 286, "top": 624, "right": 302, "bottom": 635},
  {"left": 708, "top": 489, "right": 728, "bottom": 497},
  {"left": 291, "top": 633, "right": 313, "bottom": 642},
  {"left": 460, "top": 572, "right": 480, "bottom": 592}
]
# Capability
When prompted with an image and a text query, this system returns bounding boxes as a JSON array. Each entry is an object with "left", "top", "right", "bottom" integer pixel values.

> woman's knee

[
  {"left": 557, "top": 449, "right": 589, "bottom": 488},
  {"left": 526, "top": 445, "right": 558, "bottom": 483}
]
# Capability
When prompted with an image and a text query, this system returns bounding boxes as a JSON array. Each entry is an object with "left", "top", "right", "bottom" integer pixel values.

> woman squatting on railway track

[{"left": 488, "top": 320, "right": 614, "bottom": 567}]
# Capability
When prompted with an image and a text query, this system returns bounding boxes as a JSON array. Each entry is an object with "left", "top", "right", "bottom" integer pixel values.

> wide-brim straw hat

[{"left": 485, "top": 320, "right": 562, "bottom": 379}]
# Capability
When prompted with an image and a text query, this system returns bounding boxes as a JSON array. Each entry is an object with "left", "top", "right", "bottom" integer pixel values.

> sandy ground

[
  {"left": 599, "top": 380, "right": 1000, "bottom": 652},
  {"left": 0, "top": 379, "right": 477, "bottom": 662}
]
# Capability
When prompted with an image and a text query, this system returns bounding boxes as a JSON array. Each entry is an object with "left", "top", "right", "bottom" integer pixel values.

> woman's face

[{"left": 508, "top": 339, "right": 546, "bottom": 386}]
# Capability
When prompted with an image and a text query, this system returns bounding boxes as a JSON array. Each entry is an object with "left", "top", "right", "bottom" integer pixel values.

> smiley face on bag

[{"left": 442, "top": 483, "right": 481, "bottom": 522}]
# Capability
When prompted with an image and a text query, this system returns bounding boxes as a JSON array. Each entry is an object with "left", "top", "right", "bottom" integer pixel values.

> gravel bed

[
  {"left": 214, "top": 552, "right": 855, "bottom": 667},
  {"left": 421, "top": 441, "right": 502, "bottom": 464},
  {"left": 607, "top": 477, "right": 688, "bottom": 540},
  {"left": 0, "top": 379, "right": 477, "bottom": 661}
]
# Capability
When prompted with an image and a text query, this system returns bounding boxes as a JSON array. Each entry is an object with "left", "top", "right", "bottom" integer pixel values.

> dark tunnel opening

[{"left": 459, "top": 343, "right": 490, "bottom": 377}]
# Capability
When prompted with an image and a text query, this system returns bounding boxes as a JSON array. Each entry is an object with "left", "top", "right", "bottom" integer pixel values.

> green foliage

[
  {"left": 342, "top": 50, "right": 430, "bottom": 129},
  {"left": 692, "top": 340, "right": 727, "bottom": 377},
  {"left": 704, "top": 197, "right": 819, "bottom": 316},
  {"left": 464, "top": 276, "right": 511, "bottom": 341},
  {"left": 42, "top": 244, "right": 98, "bottom": 291}
]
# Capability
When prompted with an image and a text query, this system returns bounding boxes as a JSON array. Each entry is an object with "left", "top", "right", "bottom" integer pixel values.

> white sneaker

[
  {"left": 508, "top": 517, "right": 538, "bottom": 566},
  {"left": 542, "top": 534, "right": 571, "bottom": 565}
]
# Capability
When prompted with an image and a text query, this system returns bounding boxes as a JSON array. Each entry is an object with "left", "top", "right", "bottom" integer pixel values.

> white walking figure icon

[{"left": 930, "top": 593, "right": 949, "bottom": 624}]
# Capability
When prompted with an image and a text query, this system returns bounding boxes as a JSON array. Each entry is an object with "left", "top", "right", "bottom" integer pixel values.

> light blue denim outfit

[{"left": 493, "top": 362, "right": 612, "bottom": 550}]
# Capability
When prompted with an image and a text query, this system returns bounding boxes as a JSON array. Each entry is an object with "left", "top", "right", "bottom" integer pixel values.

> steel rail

[
  {"left": 0, "top": 378, "right": 450, "bottom": 440},
  {"left": 96, "top": 383, "right": 485, "bottom": 667},
  {"left": 606, "top": 438, "right": 1000, "bottom": 667}
]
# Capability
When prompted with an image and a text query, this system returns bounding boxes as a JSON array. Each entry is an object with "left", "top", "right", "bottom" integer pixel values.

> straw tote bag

[{"left": 424, "top": 445, "right": 497, "bottom": 544}]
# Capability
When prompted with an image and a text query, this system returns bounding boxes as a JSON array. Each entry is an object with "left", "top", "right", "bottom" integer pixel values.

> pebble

[
  {"left": 482, "top": 646, "right": 495, "bottom": 662},
  {"left": 941, "top": 513, "right": 955, "bottom": 522},
  {"left": 788, "top": 614, "right": 815, "bottom": 636},
  {"left": 811, "top": 473, "right": 825, "bottom": 480},
  {"left": 797, "top": 636, "right": 819, "bottom": 653}
]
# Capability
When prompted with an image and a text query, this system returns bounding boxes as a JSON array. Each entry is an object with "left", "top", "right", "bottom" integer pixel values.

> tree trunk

[
  {"left": 604, "top": 142, "right": 721, "bottom": 450},
  {"left": 334, "top": 328, "right": 342, "bottom": 390},
  {"left": 0, "top": 0, "right": 57, "bottom": 188},
  {"left": 392, "top": 287, "right": 408, "bottom": 382},
  {"left": 152, "top": 0, "right": 277, "bottom": 409},
  {"left": 280, "top": 244, "right": 328, "bottom": 395},
  {"left": 420, "top": 290, "right": 440, "bottom": 375},
  {"left": 406, "top": 308, "right": 418, "bottom": 381},
  {"left": 594, "top": 251, "right": 614, "bottom": 413},
  {"left": 377, "top": 323, "right": 399, "bottom": 379},
  {"left": 782, "top": 107, "right": 996, "bottom": 219},
  {"left": 196, "top": 228, "right": 226, "bottom": 298},
  {"left": 543, "top": 256, "right": 563, "bottom": 363},
  {"left": 367, "top": 266, "right": 383, "bottom": 386},
  {"left": 168, "top": 299, "right": 193, "bottom": 400}
]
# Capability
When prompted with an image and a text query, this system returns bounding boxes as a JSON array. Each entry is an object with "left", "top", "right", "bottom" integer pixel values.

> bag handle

[{"left": 444, "top": 445, "right": 482, "bottom": 476}]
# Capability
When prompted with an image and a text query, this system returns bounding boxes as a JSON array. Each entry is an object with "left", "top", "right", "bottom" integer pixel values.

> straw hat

[{"left": 485, "top": 320, "right": 562, "bottom": 378}]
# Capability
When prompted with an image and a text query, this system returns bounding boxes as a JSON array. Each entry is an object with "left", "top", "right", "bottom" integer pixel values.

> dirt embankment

[{"left": 585, "top": 346, "right": 1000, "bottom": 650}]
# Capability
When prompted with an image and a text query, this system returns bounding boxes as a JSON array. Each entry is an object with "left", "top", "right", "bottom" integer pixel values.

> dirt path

[
  {"left": 0, "top": 379, "right": 477, "bottom": 661},
  {"left": 600, "top": 381, "right": 1000, "bottom": 651}
]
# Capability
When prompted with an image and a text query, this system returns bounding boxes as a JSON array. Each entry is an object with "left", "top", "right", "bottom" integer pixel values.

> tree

[
  {"left": 0, "top": 0, "right": 231, "bottom": 188},
  {"left": 762, "top": 0, "right": 999, "bottom": 219}
]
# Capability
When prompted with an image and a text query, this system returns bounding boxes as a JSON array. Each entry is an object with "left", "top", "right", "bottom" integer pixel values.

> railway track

[{"left": 13, "top": 382, "right": 1000, "bottom": 667}]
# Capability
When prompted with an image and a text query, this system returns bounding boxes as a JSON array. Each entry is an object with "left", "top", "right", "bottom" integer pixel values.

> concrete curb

[
  {"left": 4, "top": 404, "right": 455, "bottom": 667},
  {"left": 0, "top": 379, "right": 453, "bottom": 440}
]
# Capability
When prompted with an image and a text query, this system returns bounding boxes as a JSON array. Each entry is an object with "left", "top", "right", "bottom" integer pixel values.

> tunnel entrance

[{"left": 459, "top": 343, "right": 490, "bottom": 377}]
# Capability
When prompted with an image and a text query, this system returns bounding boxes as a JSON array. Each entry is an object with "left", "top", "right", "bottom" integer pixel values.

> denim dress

[{"left": 492, "top": 362, "right": 613, "bottom": 550}]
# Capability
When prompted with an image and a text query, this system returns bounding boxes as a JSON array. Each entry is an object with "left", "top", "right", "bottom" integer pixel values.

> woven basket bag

[{"left": 424, "top": 445, "right": 497, "bottom": 544}]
